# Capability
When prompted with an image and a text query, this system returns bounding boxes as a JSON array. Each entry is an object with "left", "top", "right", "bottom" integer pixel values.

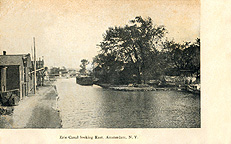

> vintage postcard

[{"left": 0, "top": 0, "right": 229, "bottom": 143}]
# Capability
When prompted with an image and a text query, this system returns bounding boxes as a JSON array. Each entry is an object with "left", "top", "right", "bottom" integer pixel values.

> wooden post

[
  {"left": 31, "top": 46, "right": 33, "bottom": 61},
  {"left": 19, "top": 65, "right": 23, "bottom": 100},
  {"left": 0, "top": 67, "right": 7, "bottom": 92},
  {"left": 33, "top": 37, "right": 36, "bottom": 94}
]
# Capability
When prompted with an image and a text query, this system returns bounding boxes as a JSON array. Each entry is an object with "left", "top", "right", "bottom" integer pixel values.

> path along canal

[{"left": 55, "top": 78, "right": 200, "bottom": 128}]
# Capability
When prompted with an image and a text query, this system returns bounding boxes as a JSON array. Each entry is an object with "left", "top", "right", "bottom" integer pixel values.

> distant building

[
  {"left": 32, "top": 58, "right": 47, "bottom": 86},
  {"left": 0, "top": 51, "right": 32, "bottom": 103}
]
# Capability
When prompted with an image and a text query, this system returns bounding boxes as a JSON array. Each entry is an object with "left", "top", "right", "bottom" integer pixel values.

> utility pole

[
  {"left": 33, "top": 37, "right": 36, "bottom": 94},
  {"left": 31, "top": 46, "right": 33, "bottom": 61}
]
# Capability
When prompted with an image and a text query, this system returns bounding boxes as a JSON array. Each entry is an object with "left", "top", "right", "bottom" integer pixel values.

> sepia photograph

[{"left": 0, "top": 0, "right": 200, "bottom": 130}]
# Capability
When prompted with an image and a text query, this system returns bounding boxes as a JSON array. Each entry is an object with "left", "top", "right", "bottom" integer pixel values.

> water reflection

[{"left": 56, "top": 78, "right": 200, "bottom": 128}]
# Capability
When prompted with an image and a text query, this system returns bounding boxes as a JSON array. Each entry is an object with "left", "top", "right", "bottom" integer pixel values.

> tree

[
  {"left": 163, "top": 38, "right": 200, "bottom": 77},
  {"left": 184, "top": 38, "right": 200, "bottom": 77},
  {"left": 79, "top": 59, "right": 89, "bottom": 75},
  {"left": 94, "top": 16, "right": 167, "bottom": 84},
  {"left": 93, "top": 16, "right": 200, "bottom": 85}
]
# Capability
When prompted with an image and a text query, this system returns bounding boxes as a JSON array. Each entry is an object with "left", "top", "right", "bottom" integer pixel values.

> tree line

[{"left": 90, "top": 16, "right": 200, "bottom": 85}]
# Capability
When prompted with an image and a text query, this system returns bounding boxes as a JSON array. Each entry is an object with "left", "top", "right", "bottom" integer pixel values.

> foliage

[
  {"left": 93, "top": 16, "right": 200, "bottom": 84},
  {"left": 79, "top": 59, "right": 89, "bottom": 75},
  {"left": 164, "top": 38, "right": 200, "bottom": 77},
  {"left": 93, "top": 16, "right": 167, "bottom": 84},
  {"left": 49, "top": 66, "right": 67, "bottom": 75}
]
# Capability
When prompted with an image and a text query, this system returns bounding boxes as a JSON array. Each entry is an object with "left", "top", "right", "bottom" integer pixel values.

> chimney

[{"left": 3, "top": 51, "right": 6, "bottom": 55}]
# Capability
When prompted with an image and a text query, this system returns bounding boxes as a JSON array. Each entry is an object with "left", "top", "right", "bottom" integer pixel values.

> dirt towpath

[{"left": 0, "top": 84, "right": 62, "bottom": 128}]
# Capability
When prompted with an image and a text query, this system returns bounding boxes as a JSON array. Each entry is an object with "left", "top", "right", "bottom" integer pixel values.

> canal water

[{"left": 56, "top": 78, "right": 200, "bottom": 128}]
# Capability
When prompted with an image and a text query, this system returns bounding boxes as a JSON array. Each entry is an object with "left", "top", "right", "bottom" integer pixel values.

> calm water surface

[{"left": 56, "top": 78, "right": 200, "bottom": 128}]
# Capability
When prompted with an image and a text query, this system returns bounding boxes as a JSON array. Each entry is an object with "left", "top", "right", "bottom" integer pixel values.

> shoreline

[{"left": 95, "top": 83, "right": 187, "bottom": 92}]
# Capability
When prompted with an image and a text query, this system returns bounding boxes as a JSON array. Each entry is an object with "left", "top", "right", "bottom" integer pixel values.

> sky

[{"left": 0, "top": 0, "right": 200, "bottom": 68}]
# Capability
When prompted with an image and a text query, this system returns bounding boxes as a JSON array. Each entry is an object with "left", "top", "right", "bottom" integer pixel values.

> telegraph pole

[
  {"left": 31, "top": 46, "right": 33, "bottom": 61},
  {"left": 33, "top": 37, "right": 36, "bottom": 94}
]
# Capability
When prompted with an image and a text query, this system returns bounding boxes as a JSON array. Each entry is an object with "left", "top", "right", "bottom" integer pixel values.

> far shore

[{"left": 94, "top": 83, "right": 187, "bottom": 92}]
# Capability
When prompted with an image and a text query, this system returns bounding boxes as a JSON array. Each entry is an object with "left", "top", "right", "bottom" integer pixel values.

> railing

[{"left": 28, "top": 67, "right": 46, "bottom": 74}]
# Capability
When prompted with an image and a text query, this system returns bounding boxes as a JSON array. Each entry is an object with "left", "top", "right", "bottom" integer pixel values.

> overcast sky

[{"left": 0, "top": 0, "right": 200, "bottom": 68}]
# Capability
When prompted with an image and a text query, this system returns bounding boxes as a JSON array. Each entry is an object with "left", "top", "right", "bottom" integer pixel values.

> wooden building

[{"left": 0, "top": 51, "right": 32, "bottom": 105}]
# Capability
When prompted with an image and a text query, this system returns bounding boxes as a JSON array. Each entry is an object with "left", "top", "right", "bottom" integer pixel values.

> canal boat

[
  {"left": 76, "top": 76, "right": 93, "bottom": 86},
  {"left": 187, "top": 84, "right": 200, "bottom": 94}
]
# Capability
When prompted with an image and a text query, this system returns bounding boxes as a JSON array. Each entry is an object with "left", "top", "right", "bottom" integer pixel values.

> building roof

[{"left": 0, "top": 54, "right": 31, "bottom": 67}]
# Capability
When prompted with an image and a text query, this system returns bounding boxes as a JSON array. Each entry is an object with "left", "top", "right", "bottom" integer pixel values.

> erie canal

[{"left": 56, "top": 78, "right": 200, "bottom": 128}]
